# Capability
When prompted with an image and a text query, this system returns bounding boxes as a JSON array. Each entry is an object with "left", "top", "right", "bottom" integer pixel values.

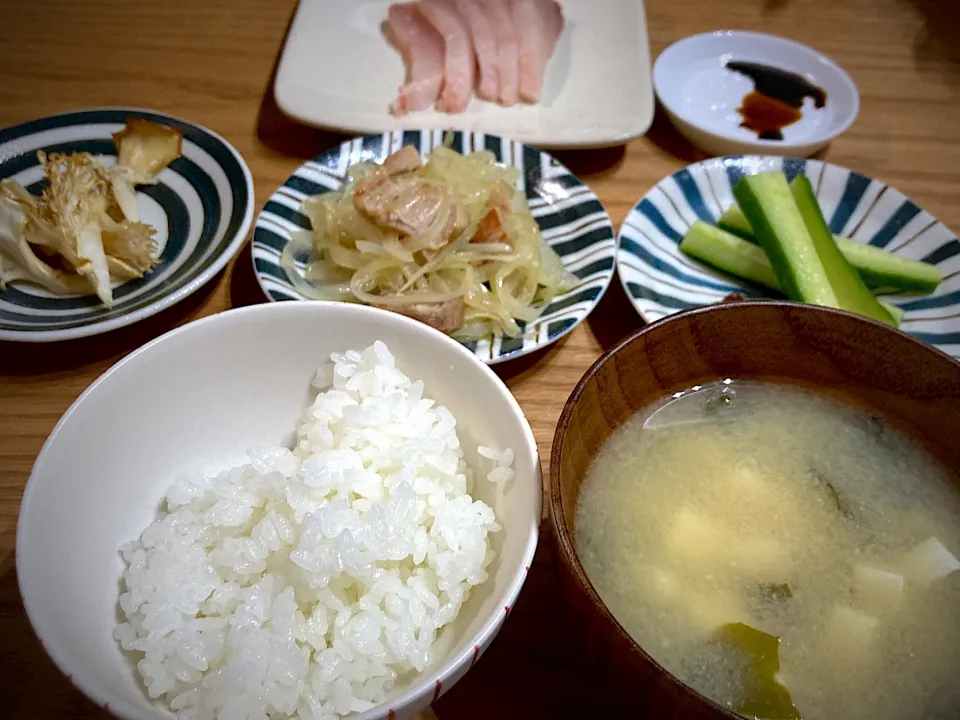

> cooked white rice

[{"left": 115, "top": 341, "right": 512, "bottom": 720}]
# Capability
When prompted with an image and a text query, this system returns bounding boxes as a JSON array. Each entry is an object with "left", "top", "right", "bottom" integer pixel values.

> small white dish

[
  {"left": 17, "top": 302, "right": 541, "bottom": 720},
  {"left": 273, "top": 0, "right": 653, "bottom": 149},
  {"left": 654, "top": 31, "right": 859, "bottom": 157}
]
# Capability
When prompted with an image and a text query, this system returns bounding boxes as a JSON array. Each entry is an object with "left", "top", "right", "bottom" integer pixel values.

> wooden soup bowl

[{"left": 548, "top": 301, "right": 960, "bottom": 718}]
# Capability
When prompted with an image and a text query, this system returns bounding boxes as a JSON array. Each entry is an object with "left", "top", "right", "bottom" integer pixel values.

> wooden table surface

[{"left": 2, "top": 0, "right": 958, "bottom": 717}]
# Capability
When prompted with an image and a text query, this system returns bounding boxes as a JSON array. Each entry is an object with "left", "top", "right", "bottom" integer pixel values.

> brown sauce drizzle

[{"left": 725, "top": 61, "right": 827, "bottom": 141}]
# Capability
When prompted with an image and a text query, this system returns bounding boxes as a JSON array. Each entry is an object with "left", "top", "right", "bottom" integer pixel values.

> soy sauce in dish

[{"left": 725, "top": 61, "right": 827, "bottom": 141}]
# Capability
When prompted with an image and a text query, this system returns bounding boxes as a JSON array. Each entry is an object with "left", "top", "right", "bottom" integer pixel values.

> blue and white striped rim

[
  {"left": 0, "top": 108, "right": 254, "bottom": 342},
  {"left": 252, "top": 130, "right": 616, "bottom": 364},
  {"left": 617, "top": 155, "right": 960, "bottom": 358}
]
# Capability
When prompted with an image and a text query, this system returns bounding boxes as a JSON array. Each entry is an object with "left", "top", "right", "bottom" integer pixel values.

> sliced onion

[
  {"left": 540, "top": 240, "right": 580, "bottom": 291},
  {"left": 326, "top": 243, "right": 369, "bottom": 270},
  {"left": 456, "top": 243, "right": 514, "bottom": 255},
  {"left": 452, "top": 320, "right": 494, "bottom": 341},
  {"left": 350, "top": 257, "right": 465, "bottom": 307},
  {"left": 382, "top": 236, "right": 414, "bottom": 262},
  {"left": 280, "top": 235, "right": 351, "bottom": 301},
  {"left": 355, "top": 240, "right": 386, "bottom": 256}
]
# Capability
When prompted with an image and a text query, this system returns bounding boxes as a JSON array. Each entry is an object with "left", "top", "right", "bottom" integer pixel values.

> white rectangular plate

[{"left": 273, "top": 0, "right": 653, "bottom": 149}]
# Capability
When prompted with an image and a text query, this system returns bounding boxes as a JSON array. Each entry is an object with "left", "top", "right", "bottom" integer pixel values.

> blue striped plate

[
  {"left": 617, "top": 156, "right": 960, "bottom": 357},
  {"left": 0, "top": 108, "right": 254, "bottom": 342},
  {"left": 253, "top": 130, "right": 617, "bottom": 364}
]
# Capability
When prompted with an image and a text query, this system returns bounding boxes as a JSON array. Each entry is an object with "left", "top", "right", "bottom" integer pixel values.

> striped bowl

[
  {"left": 0, "top": 108, "right": 254, "bottom": 342},
  {"left": 252, "top": 130, "right": 616, "bottom": 364},
  {"left": 617, "top": 155, "right": 960, "bottom": 357}
]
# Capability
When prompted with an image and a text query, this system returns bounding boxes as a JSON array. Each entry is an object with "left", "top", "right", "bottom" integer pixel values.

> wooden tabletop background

[{"left": 2, "top": 0, "right": 959, "bottom": 717}]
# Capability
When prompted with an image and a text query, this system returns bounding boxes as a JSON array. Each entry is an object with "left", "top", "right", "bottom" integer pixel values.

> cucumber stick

[
  {"left": 717, "top": 204, "right": 755, "bottom": 238},
  {"left": 836, "top": 242, "right": 940, "bottom": 294},
  {"left": 883, "top": 299, "right": 905, "bottom": 326},
  {"left": 680, "top": 221, "right": 780, "bottom": 288},
  {"left": 718, "top": 203, "right": 941, "bottom": 294},
  {"left": 679, "top": 221, "right": 904, "bottom": 326},
  {"left": 789, "top": 175, "right": 895, "bottom": 325},
  {"left": 733, "top": 173, "right": 839, "bottom": 308}
]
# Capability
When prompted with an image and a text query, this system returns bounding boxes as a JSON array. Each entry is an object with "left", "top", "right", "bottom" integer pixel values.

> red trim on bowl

[
  {"left": 470, "top": 645, "right": 480, "bottom": 668},
  {"left": 432, "top": 679, "right": 442, "bottom": 703}
]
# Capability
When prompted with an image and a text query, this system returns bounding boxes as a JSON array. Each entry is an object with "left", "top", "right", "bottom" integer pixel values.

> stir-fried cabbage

[
  {"left": 284, "top": 144, "right": 579, "bottom": 338},
  {"left": 0, "top": 118, "right": 182, "bottom": 306}
]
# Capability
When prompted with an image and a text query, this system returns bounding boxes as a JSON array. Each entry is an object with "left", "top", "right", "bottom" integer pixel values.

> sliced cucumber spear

[
  {"left": 716, "top": 203, "right": 756, "bottom": 238},
  {"left": 718, "top": 203, "right": 941, "bottom": 295},
  {"left": 838, "top": 242, "right": 941, "bottom": 295},
  {"left": 790, "top": 175, "right": 896, "bottom": 326},
  {"left": 733, "top": 172, "right": 840, "bottom": 309},
  {"left": 886, "top": 301, "right": 905, "bottom": 326},
  {"left": 680, "top": 221, "right": 781, "bottom": 289},
  {"left": 679, "top": 221, "right": 905, "bottom": 325}
]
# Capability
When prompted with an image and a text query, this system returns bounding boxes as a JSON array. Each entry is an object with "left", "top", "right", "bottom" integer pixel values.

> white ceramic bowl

[
  {"left": 654, "top": 31, "right": 859, "bottom": 157},
  {"left": 16, "top": 302, "right": 541, "bottom": 720}
]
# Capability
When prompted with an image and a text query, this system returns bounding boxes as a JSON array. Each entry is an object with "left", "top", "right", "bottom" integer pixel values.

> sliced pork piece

[
  {"left": 419, "top": 0, "right": 476, "bottom": 114},
  {"left": 452, "top": 0, "right": 499, "bottom": 101},
  {"left": 443, "top": 202, "right": 470, "bottom": 243},
  {"left": 387, "top": 297, "right": 465, "bottom": 333},
  {"left": 354, "top": 174, "right": 444, "bottom": 237},
  {"left": 488, "top": 0, "right": 519, "bottom": 106},
  {"left": 387, "top": 3, "right": 445, "bottom": 115},
  {"left": 381, "top": 144, "right": 423, "bottom": 176},
  {"left": 471, "top": 209, "right": 507, "bottom": 244},
  {"left": 471, "top": 185, "right": 513, "bottom": 244},
  {"left": 354, "top": 173, "right": 468, "bottom": 249},
  {"left": 513, "top": 0, "right": 564, "bottom": 104}
]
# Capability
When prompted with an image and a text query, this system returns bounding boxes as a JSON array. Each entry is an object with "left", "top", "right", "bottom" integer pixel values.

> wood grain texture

[{"left": 0, "top": 0, "right": 958, "bottom": 717}]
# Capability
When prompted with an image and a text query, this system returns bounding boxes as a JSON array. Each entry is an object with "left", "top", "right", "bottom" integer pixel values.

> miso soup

[{"left": 575, "top": 381, "right": 960, "bottom": 720}]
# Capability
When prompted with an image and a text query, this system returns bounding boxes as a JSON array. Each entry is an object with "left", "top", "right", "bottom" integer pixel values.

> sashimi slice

[
  {"left": 488, "top": 0, "right": 518, "bottom": 105},
  {"left": 419, "top": 0, "right": 477, "bottom": 114},
  {"left": 452, "top": 0, "right": 498, "bottom": 101},
  {"left": 387, "top": 3, "right": 445, "bottom": 115},
  {"left": 513, "top": 0, "right": 564, "bottom": 104}
]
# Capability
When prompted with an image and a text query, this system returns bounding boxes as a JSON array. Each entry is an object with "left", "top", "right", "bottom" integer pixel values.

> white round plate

[
  {"left": 654, "top": 31, "right": 859, "bottom": 157},
  {"left": 617, "top": 155, "right": 960, "bottom": 358},
  {"left": 252, "top": 130, "right": 617, "bottom": 364},
  {"left": 0, "top": 108, "right": 254, "bottom": 342}
]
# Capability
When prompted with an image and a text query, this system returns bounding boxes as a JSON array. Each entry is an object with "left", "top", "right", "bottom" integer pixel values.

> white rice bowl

[
  {"left": 16, "top": 302, "right": 540, "bottom": 720},
  {"left": 115, "top": 342, "right": 513, "bottom": 720}
]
